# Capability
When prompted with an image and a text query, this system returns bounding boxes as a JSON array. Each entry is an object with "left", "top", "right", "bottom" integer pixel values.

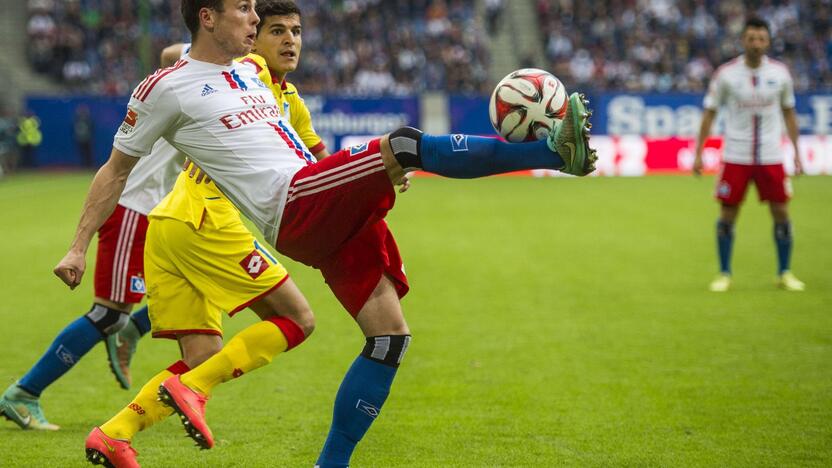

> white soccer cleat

[
  {"left": 777, "top": 271, "right": 805, "bottom": 291},
  {"left": 709, "top": 273, "right": 731, "bottom": 292}
]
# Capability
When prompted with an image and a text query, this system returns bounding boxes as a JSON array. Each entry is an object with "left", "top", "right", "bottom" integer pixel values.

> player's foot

[
  {"left": 105, "top": 320, "right": 141, "bottom": 390},
  {"left": 0, "top": 383, "right": 60, "bottom": 430},
  {"left": 158, "top": 376, "right": 214, "bottom": 449},
  {"left": 777, "top": 271, "right": 805, "bottom": 291},
  {"left": 709, "top": 273, "right": 731, "bottom": 292},
  {"left": 85, "top": 426, "right": 140, "bottom": 468},
  {"left": 548, "top": 92, "right": 597, "bottom": 176}
]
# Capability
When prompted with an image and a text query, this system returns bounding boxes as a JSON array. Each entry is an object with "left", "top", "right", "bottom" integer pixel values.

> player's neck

[
  {"left": 271, "top": 70, "right": 287, "bottom": 86},
  {"left": 744, "top": 54, "right": 764, "bottom": 69},
  {"left": 188, "top": 39, "right": 236, "bottom": 66}
]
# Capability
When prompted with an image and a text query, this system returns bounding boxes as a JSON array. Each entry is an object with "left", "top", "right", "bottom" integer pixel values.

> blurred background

[{"left": 0, "top": 0, "right": 830, "bottom": 176}]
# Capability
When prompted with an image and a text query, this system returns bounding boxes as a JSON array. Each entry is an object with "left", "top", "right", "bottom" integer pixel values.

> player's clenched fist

[{"left": 54, "top": 251, "right": 86, "bottom": 289}]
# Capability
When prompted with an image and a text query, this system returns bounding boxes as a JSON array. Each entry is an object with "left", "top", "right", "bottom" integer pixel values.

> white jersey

[
  {"left": 113, "top": 54, "right": 314, "bottom": 243},
  {"left": 118, "top": 140, "right": 184, "bottom": 215},
  {"left": 703, "top": 55, "right": 795, "bottom": 165}
]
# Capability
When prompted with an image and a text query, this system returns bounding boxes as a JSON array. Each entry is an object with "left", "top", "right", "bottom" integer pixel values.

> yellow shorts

[{"left": 144, "top": 206, "right": 288, "bottom": 339}]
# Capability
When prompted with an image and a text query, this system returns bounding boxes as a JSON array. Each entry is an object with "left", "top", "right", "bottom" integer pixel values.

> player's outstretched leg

[
  {"left": 387, "top": 92, "right": 596, "bottom": 179},
  {"left": 105, "top": 306, "right": 152, "bottom": 390},
  {"left": 159, "top": 315, "right": 308, "bottom": 449},
  {"left": 87, "top": 360, "right": 190, "bottom": 466}
]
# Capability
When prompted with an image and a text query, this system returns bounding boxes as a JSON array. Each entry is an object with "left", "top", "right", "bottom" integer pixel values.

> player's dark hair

[
  {"left": 181, "top": 0, "right": 226, "bottom": 39},
  {"left": 743, "top": 16, "right": 770, "bottom": 34},
  {"left": 255, "top": 0, "right": 302, "bottom": 35}
]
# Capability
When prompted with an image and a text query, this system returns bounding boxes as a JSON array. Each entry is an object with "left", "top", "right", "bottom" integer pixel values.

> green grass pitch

[{"left": 0, "top": 172, "right": 830, "bottom": 467}]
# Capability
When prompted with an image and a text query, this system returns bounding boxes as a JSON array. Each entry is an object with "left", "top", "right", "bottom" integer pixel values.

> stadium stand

[
  {"left": 537, "top": 0, "right": 832, "bottom": 92},
  {"left": 24, "top": 0, "right": 491, "bottom": 95}
]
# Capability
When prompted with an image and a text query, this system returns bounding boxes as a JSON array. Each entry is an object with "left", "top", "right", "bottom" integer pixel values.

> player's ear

[{"left": 200, "top": 7, "right": 216, "bottom": 33}]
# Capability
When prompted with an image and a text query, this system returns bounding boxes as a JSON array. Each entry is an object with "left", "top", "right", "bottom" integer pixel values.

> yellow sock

[
  {"left": 181, "top": 321, "right": 288, "bottom": 396},
  {"left": 100, "top": 369, "right": 174, "bottom": 440}
]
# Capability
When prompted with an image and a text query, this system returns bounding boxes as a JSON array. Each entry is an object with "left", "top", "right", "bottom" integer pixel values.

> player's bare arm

[
  {"left": 782, "top": 107, "right": 802, "bottom": 175},
  {"left": 54, "top": 149, "right": 139, "bottom": 288},
  {"left": 161, "top": 43, "right": 185, "bottom": 68},
  {"left": 694, "top": 108, "right": 717, "bottom": 176}
]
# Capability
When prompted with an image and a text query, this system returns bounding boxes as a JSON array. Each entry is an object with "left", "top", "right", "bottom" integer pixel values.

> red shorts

[
  {"left": 94, "top": 204, "right": 149, "bottom": 304},
  {"left": 276, "top": 138, "right": 409, "bottom": 316},
  {"left": 715, "top": 163, "right": 792, "bottom": 205}
]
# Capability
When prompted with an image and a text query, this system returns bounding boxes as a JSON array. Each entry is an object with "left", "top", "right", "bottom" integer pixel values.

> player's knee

[
  {"left": 361, "top": 335, "right": 412, "bottom": 367},
  {"left": 388, "top": 126, "right": 424, "bottom": 172},
  {"left": 265, "top": 313, "right": 314, "bottom": 351},
  {"left": 84, "top": 303, "right": 130, "bottom": 336}
]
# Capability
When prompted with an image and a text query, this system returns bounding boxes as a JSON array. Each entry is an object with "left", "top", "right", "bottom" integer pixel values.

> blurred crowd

[
  {"left": 25, "top": 0, "right": 490, "bottom": 95},
  {"left": 24, "top": 0, "right": 832, "bottom": 95},
  {"left": 538, "top": 0, "right": 832, "bottom": 92}
]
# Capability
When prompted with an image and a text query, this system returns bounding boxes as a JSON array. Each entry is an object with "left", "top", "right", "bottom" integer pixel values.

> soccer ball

[{"left": 489, "top": 68, "right": 568, "bottom": 142}]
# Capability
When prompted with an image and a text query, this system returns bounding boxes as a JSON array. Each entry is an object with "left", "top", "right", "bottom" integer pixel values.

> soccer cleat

[
  {"left": 708, "top": 273, "right": 731, "bottom": 292},
  {"left": 105, "top": 320, "right": 141, "bottom": 390},
  {"left": 158, "top": 376, "right": 214, "bottom": 449},
  {"left": 777, "top": 271, "right": 805, "bottom": 291},
  {"left": 85, "top": 426, "right": 140, "bottom": 468},
  {"left": 548, "top": 92, "right": 597, "bottom": 176},
  {"left": 0, "top": 383, "right": 60, "bottom": 430}
]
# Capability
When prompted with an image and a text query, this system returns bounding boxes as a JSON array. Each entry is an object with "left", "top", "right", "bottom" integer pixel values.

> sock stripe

[
  {"left": 370, "top": 336, "right": 391, "bottom": 361},
  {"left": 396, "top": 336, "right": 412, "bottom": 364},
  {"left": 265, "top": 316, "right": 306, "bottom": 350},
  {"left": 166, "top": 360, "right": 190, "bottom": 375}
]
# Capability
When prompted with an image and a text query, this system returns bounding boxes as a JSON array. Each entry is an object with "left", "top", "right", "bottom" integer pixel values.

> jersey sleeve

[
  {"left": 236, "top": 53, "right": 274, "bottom": 88},
  {"left": 113, "top": 80, "right": 181, "bottom": 158},
  {"left": 703, "top": 71, "right": 725, "bottom": 110},
  {"left": 780, "top": 69, "right": 796, "bottom": 109},
  {"left": 288, "top": 93, "right": 325, "bottom": 154}
]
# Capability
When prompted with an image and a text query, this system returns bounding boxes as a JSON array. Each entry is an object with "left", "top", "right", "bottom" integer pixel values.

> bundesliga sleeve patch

[
  {"left": 119, "top": 108, "right": 138, "bottom": 134},
  {"left": 240, "top": 250, "right": 270, "bottom": 279}
]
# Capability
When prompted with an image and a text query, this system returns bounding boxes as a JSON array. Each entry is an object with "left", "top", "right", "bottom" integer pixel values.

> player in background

[
  {"left": 693, "top": 17, "right": 805, "bottom": 292},
  {"left": 0, "top": 49, "right": 187, "bottom": 431},
  {"left": 52, "top": 0, "right": 595, "bottom": 466}
]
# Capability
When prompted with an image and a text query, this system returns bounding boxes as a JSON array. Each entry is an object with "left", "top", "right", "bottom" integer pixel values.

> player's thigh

[
  {"left": 144, "top": 224, "right": 223, "bottom": 339},
  {"left": 94, "top": 205, "right": 149, "bottom": 305},
  {"left": 754, "top": 164, "right": 791, "bottom": 204},
  {"left": 153, "top": 214, "right": 290, "bottom": 315},
  {"left": 715, "top": 163, "right": 753, "bottom": 205}
]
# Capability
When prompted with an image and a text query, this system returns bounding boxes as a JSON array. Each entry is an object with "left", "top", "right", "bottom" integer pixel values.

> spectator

[{"left": 73, "top": 105, "right": 94, "bottom": 168}]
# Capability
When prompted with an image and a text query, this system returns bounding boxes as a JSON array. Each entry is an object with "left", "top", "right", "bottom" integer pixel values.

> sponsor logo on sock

[
  {"left": 56, "top": 345, "right": 78, "bottom": 366},
  {"left": 128, "top": 403, "right": 146, "bottom": 415},
  {"left": 232, "top": 368, "right": 244, "bottom": 378},
  {"left": 355, "top": 399, "right": 379, "bottom": 418},
  {"left": 450, "top": 134, "right": 468, "bottom": 152}
]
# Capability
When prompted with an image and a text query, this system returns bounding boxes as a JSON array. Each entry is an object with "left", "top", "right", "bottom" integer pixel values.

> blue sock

[
  {"left": 316, "top": 356, "right": 397, "bottom": 468},
  {"left": 130, "top": 305, "right": 151, "bottom": 336},
  {"left": 717, "top": 220, "right": 734, "bottom": 274},
  {"left": 774, "top": 222, "right": 792, "bottom": 274},
  {"left": 17, "top": 315, "right": 104, "bottom": 396},
  {"left": 420, "top": 134, "right": 564, "bottom": 178}
]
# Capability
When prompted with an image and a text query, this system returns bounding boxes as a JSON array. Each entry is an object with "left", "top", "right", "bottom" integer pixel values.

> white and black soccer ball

[{"left": 488, "top": 68, "right": 568, "bottom": 142}]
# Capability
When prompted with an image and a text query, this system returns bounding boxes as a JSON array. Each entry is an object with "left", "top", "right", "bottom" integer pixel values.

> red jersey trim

[
  {"left": 239, "top": 57, "right": 263, "bottom": 73},
  {"left": 152, "top": 329, "right": 222, "bottom": 340},
  {"left": 309, "top": 141, "right": 326, "bottom": 155},
  {"left": 133, "top": 59, "right": 189, "bottom": 102},
  {"left": 230, "top": 276, "right": 289, "bottom": 315}
]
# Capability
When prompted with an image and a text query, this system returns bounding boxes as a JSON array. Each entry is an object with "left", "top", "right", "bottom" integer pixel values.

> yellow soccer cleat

[
  {"left": 709, "top": 273, "right": 731, "bottom": 292},
  {"left": 777, "top": 271, "right": 805, "bottom": 291}
]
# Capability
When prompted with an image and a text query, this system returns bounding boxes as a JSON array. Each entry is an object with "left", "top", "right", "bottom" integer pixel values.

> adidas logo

[{"left": 201, "top": 84, "right": 217, "bottom": 96}]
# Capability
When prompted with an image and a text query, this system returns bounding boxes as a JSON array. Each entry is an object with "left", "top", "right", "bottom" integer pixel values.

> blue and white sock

[
  {"left": 130, "top": 305, "right": 151, "bottom": 337},
  {"left": 317, "top": 335, "right": 411, "bottom": 468},
  {"left": 17, "top": 316, "right": 103, "bottom": 396}
]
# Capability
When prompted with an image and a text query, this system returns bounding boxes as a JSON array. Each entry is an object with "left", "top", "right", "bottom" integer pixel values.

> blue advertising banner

[{"left": 24, "top": 95, "right": 420, "bottom": 167}]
